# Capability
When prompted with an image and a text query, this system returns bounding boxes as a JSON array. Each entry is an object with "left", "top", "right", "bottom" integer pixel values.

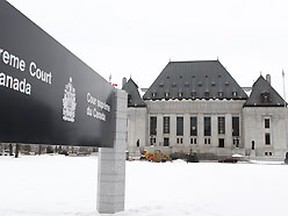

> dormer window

[
  {"left": 152, "top": 92, "right": 157, "bottom": 98},
  {"left": 232, "top": 91, "right": 237, "bottom": 97},
  {"left": 204, "top": 90, "right": 210, "bottom": 98},
  {"left": 165, "top": 92, "right": 170, "bottom": 98},
  {"left": 178, "top": 92, "right": 183, "bottom": 97},
  {"left": 218, "top": 91, "right": 223, "bottom": 97},
  {"left": 172, "top": 83, "right": 177, "bottom": 88},
  {"left": 191, "top": 91, "right": 196, "bottom": 98},
  {"left": 261, "top": 92, "right": 271, "bottom": 103}
]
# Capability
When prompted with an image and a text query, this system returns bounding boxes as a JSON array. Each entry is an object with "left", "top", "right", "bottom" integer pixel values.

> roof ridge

[
  {"left": 169, "top": 60, "right": 219, "bottom": 64},
  {"left": 127, "top": 77, "right": 139, "bottom": 88}
]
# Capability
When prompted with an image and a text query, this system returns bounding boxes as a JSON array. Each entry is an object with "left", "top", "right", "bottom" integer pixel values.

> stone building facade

[
  {"left": 243, "top": 76, "right": 288, "bottom": 158},
  {"left": 123, "top": 60, "right": 288, "bottom": 159}
]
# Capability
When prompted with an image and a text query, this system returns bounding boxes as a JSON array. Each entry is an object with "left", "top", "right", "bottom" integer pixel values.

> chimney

[
  {"left": 122, "top": 77, "right": 127, "bottom": 88},
  {"left": 266, "top": 74, "right": 271, "bottom": 85}
]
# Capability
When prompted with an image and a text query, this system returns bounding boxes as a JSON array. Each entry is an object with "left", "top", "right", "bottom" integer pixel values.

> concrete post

[{"left": 97, "top": 89, "right": 127, "bottom": 214}]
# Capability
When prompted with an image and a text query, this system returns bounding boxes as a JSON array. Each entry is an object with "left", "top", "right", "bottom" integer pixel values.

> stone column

[
  {"left": 97, "top": 89, "right": 127, "bottom": 214},
  {"left": 157, "top": 114, "right": 163, "bottom": 147},
  {"left": 184, "top": 114, "right": 190, "bottom": 147}
]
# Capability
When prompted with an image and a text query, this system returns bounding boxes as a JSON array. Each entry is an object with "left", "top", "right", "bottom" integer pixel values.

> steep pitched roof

[
  {"left": 244, "top": 75, "right": 286, "bottom": 107},
  {"left": 122, "top": 78, "right": 146, "bottom": 107},
  {"left": 143, "top": 60, "right": 247, "bottom": 100}
]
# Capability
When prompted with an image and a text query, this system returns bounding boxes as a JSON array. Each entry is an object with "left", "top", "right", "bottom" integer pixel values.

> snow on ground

[{"left": 1, "top": 155, "right": 288, "bottom": 216}]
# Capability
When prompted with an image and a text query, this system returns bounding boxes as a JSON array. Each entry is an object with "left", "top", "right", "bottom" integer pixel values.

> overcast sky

[{"left": 7, "top": 0, "right": 288, "bottom": 97}]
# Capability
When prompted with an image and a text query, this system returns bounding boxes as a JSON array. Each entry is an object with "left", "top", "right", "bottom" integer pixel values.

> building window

[
  {"left": 191, "top": 91, "right": 196, "bottom": 98},
  {"left": 261, "top": 92, "right": 271, "bottom": 103},
  {"left": 232, "top": 117, "right": 240, "bottom": 137},
  {"left": 190, "top": 117, "right": 197, "bottom": 136},
  {"left": 165, "top": 92, "right": 170, "bottom": 98},
  {"left": 177, "top": 137, "right": 183, "bottom": 144},
  {"left": 163, "top": 116, "right": 170, "bottom": 134},
  {"left": 232, "top": 91, "right": 237, "bottom": 97},
  {"left": 178, "top": 92, "right": 183, "bottom": 97},
  {"left": 204, "top": 138, "right": 211, "bottom": 144},
  {"left": 218, "top": 91, "right": 223, "bottom": 97},
  {"left": 218, "top": 138, "right": 225, "bottom": 148},
  {"left": 150, "top": 116, "right": 157, "bottom": 136},
  {"left": 264, "top": 118, "right": 270, "bottom": 129},
  {"left": 265, "top": 133, "right": 271, "bottom": 145},
  {"left": 163, "top": 138, "right": 169, "bottom": 146},
  {"left": 218, "top": 116, "right": 225, "bottom": 134},
  {"left": 204, "top": 117, "right": 211, "bottom": 136},
  {"left": 233, "top": 137, "right": 240, "bottom": 148},
  {"left": 150, "top": 137, "right": 156, "bottom": 145},
  {"left": 177, "top": 116, "right": 184, "bottom": 136},
  {"left": 190, "top": 138, "right": 197, "bottom": 144},
  {"left": 152, "top": 92, "right": 157, "bottom": 98},
  {"left": 204, "top": 91, "right": 210, "bottom": 98}
]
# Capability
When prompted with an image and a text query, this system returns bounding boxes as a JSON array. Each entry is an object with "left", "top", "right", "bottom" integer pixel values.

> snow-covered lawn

[{"left": 0, "top": 155, "right": 288, "bottom": 216}]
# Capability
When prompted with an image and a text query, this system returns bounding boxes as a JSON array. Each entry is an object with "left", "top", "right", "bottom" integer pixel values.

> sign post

[
  {"left": 0, "top": 1, "right": 127, "bottom": 214},
  {"left": 97, "top": 90, "right": 127, "bottom": 213}
]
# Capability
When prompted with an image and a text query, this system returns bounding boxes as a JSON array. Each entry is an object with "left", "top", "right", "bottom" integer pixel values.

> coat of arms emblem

[{"left": 62, "top": 77, "right": 77, "bottom": 122}]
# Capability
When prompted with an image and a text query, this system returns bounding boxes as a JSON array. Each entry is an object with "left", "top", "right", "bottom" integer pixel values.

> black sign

[{"left": 0, "top": 1, "right": 116, "bottom": 147}]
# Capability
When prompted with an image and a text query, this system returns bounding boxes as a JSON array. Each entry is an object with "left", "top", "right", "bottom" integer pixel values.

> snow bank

[{"left": 0, "top": 155, "right": 288, "bottom": 216}]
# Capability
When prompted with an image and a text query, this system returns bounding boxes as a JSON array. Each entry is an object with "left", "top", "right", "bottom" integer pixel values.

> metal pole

[{"left": 283, "top": 69, "right": 286, "bottom": 107}]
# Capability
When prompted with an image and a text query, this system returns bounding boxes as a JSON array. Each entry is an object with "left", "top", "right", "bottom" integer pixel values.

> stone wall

[
  {"left": 127, "top": 99, "right": 246, "bottom": 158},
  {"left": 243, "top": 107, "right": 288, "bottom": 158}
]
